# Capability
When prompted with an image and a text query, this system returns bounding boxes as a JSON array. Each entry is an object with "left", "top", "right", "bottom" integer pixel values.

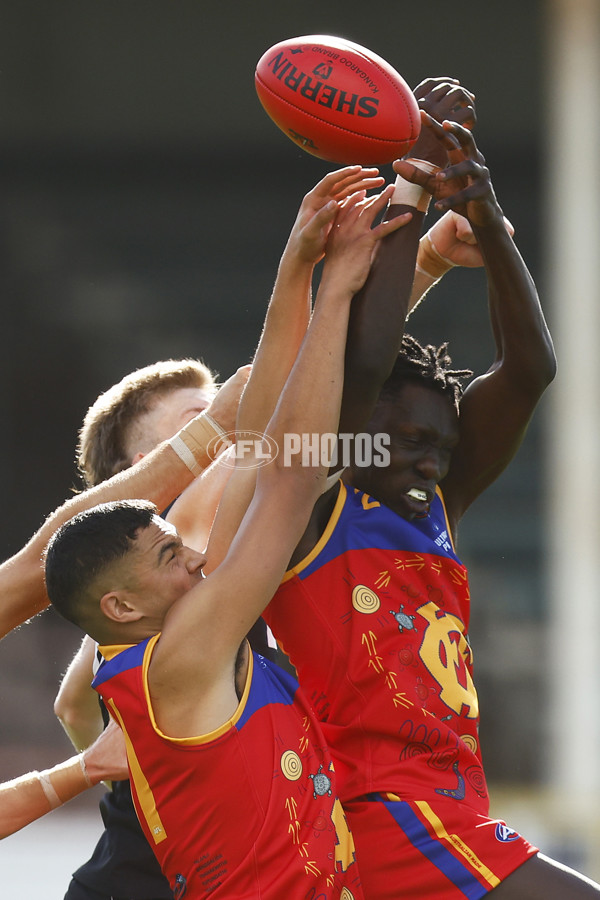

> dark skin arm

[
  {"left": 339, "top": 79, "right": 476, "bottom": 437},
  {"left": 395, "top": 116, "right": 556, "bottom": 535},
  {"left": 293, "top": 80, "right": 478, "bottom": 561}
]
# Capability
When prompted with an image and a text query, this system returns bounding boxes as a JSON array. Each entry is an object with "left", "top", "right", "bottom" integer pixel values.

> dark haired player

[{"left": 44, "top": 177, "right": 413, "bottom": 900}]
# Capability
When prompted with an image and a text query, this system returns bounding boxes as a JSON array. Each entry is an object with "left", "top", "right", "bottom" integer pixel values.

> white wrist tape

[
  {"left": 168, "top": 412, "right": 229, "bottom": 475},
  {"left": 37, "top": 771, "right": 62, "bottom": 809},
  {"left": 390, "top": 159, "right": 438, "bottom": 213}
]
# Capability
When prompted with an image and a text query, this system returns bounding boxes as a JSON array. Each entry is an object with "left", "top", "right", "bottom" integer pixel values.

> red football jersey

[
  {"left": 94, "top": 638, "right": 363, "bottom": 900},
  {"left": 265, "top": 482, "right": 488, "bottom": 809}
]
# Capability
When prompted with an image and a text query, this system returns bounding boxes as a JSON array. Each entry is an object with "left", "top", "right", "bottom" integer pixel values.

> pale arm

[
  {"left": 204, "top": 167, "right": 391, "bottom": 572},
  {"left": 238, "top": 166, "right": 386, "bottom": 437},
  {"left": 0, "top": 719, "right": 127, "bottom": 840},
  {"left": 0, "top": 406, "right": 228, "bottom": 640},
  {"left": 54, "top": 635, "right": 103, "bottom": 752},
  {"left": 408, "top": 210, "right": 516, "bottom": 316},
  {"left": 150, "top": 187, "right": 410, "bottom": 736}
]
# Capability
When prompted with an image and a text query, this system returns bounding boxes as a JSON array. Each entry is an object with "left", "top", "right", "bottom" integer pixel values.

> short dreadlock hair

[{"left": 377, "top": 334, "right": 473, "bottom": 412}]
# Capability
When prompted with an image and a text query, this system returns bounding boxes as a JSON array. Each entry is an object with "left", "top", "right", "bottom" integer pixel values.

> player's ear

[
  {"left": 100, "top": 591, "right": 143, "bottom": 624},
  {"left": 130, "top": 451, "right": 145, "bottom": 466}
]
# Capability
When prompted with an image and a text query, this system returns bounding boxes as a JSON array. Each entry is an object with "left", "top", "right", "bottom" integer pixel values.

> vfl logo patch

[{"left": 495, "top": 823, "right": 520, "bottom": 843}]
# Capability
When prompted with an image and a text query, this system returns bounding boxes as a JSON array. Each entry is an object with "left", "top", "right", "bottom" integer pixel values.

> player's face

[
  {"left": 350, "top": 381, "right": 459, "bottom": 520},
  {"left": 130, "top": 386, "right": 214, "bottom": 463},
  {"left": 128, "top": 516, "right": 207, "bottom": 625},
  {"left": 151, "top": 387, "right": 214, "bottom": 443}
]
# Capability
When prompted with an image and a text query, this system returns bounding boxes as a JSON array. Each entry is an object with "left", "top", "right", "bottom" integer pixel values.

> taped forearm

[
  {"left": 168, "top": 412, "right": 230, "bottom": 475},
  {"left": 390, "top": 159, "right": 438, "bottom": 212},
  {"left": 0, "top": 754, "right": 93, "bottom": 839},
  {"left": 409, "top": 232, "right": 457, "bottom": 315}
]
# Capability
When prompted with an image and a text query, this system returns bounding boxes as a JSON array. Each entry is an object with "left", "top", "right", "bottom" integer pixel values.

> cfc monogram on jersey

[{"left": 265, "top": 482, "right": 489, "bottom": 810}]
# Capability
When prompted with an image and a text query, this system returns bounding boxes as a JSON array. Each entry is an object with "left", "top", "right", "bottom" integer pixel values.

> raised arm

[
  {"left": 0, "top": 401, "right": 231, "bottom": 640},
  {"left": 150, "top": 187, "right": 410, "bottom": 734},
  {"left": 204, "top": 167, "right": 394, "bottom": 570},
  {"left": 408, "top": 209, "right": 515, "bottom": 315},
  {"left": 338, "top": 78, "right": 477, "bottom": 436},
  {"left": 238, "top": 166, "right": 387, "bottom": 436},
  {"left": 397, "top": 116, "right": 556, "bottom": 526}
]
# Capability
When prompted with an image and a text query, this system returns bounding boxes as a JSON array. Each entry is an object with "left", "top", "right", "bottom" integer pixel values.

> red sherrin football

[{"left": 255, "top": 35, "right": 420, "bottom": 165}]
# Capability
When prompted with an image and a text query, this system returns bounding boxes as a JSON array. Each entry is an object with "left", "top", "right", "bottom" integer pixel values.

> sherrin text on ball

[{"left": 255, "top": 35, "right": 420, "bottom": 165}]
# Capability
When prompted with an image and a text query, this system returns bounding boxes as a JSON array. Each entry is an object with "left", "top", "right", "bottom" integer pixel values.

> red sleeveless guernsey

[{"left": 93, "top": 637, "right": 363, "bottom": 899}]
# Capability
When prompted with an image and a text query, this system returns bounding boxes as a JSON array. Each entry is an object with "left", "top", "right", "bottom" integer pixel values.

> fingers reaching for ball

[
  {"left": 393, "top": 118, "right": 504, "bottom": 228},
  {"left": 290, "top": 165, "right": 389, "bottom": 265},
  {"left": 413, "top": 77, "right": 477, "bottom": 131}
]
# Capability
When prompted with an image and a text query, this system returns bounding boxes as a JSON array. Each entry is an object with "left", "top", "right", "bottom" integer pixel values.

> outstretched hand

[
  {"left": 407, "top": 78, "right": 476, "bottom": 168},
  {"left": 414, "top": 76, "right": 476, "bottom": 130},
  {"left": 394, "top": 115, "right": 503, "bottom": 227},
  {"left": 319, "top": 185, "right": 412, "bottom": 296},
  {"left": 286, "top": 165, "right": 386, "bottom": 266}
]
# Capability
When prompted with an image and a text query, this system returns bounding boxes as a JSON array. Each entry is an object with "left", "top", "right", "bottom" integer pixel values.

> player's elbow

[
  {"left": 262, "top": 451, "right": 327, "bottom": 507},
  {"left": 542, "top": 340, "right": 558, "bottom": 387},
  {"left": 53, "top": 689, "right": 76, "bottom": 727},
  {"left": 54, "top": 680, "right": 90, "bottom": 729},
  {"left": 526, "top": 335, "right": 557, "bottom": 396},
  {"left": 503, "top": 332, "right": 557, "bottom": 399}
]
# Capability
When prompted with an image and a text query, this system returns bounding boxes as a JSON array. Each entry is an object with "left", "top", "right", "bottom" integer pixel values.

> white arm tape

[
  {"left": 169, "top": 434, "right": 202, "bottom": 475},
  {"left": 168, "top": 412, "right": 229, "bottom": 475},
  {"left": 37, "top": 771, "right": 62, "bottom": 809},
  {"left": 416, "top": 232, "right": 457, "bottom": 280},
  {"left": 391, "top": 158, "right": 439, "bottom": 213}
]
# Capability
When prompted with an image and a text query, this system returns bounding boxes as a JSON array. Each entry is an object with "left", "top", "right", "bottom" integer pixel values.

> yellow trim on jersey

[
  {"left": 435, "top": 486, "right": 457, "bottom": 554},
  {"left": 98, "top": 643, "right": 136, "bottom": 661},
  {"left": 141, "top": 636, "right": 254, "bottom": 745},
  {"left": 281, "top": 480, "right": 347, "bottom": 582},
  {"left": 415, "top": 800, "right": 501, "bottom": 889},
  {"left": 105, "top": 697, "right": 167, "bottom": 845}
]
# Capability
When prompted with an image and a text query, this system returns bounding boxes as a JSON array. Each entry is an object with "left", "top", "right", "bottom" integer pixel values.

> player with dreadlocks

[
  {"left": 262, "top": 115, "right": 597, "bottom": 899},
  {"left": 379, "top": 333, "right": 473, "bottom": 409}
]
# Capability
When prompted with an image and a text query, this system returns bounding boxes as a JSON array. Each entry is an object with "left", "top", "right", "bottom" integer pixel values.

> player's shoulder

[{"left": 287, "top": 480, "right": 342, "bottom": 568}]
